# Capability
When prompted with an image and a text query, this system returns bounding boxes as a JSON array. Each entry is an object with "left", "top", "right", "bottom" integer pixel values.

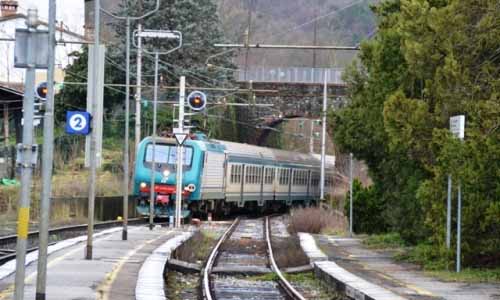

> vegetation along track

[
  {"left": 0, "top": 218, "right": 146, "bottom": 265},
  {"left": 202, "top": 216, "right": 306, "bottom": 300}
]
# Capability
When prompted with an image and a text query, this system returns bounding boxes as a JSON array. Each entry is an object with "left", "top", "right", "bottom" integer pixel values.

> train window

[{"left": 145, "top": 144, "right": 194, "bottom": 167}]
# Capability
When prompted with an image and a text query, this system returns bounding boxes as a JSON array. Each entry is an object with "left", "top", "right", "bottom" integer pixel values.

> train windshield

[{"left": 144, "top": 144, "right": 193, "bottom": 166}]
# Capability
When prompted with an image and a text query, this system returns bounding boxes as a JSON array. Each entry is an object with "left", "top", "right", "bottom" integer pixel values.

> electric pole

[
  {"left": 35, "top": 0, "right": 56, "bottom": 298},
  {"left": 14, "top": 8, "right": 39, "bottom": 300}
]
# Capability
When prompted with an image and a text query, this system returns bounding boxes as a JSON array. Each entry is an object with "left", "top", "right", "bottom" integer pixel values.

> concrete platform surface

[
  {"left": 315, "top": 235, "right": 500, "bottom": 300},
  {"left": 0, "top": 226, "right": 185, "bottom": 300}
]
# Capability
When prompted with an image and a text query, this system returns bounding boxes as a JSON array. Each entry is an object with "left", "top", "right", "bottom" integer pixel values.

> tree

[
  {"left": 332, "top": 0, "right": 500, "bottom": 264},
  {"left": 58, "top": 0, "right": 235, "bottom": 138}
]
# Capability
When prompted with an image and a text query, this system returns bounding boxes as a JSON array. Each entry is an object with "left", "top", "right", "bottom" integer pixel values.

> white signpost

[
  {"left": 450, "top": 115, "right": 465, "bottom": 140},
  {"left": 450, "top": 115, "right": 465, "bottom": 273}
]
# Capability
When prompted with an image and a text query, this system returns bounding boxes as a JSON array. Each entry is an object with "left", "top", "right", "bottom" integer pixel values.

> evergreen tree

[{"left": 333, "top": 0, "right": 499, "bottom": 265}]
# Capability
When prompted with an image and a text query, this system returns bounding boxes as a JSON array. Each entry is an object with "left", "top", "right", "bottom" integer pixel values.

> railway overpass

[{"left": 235, "top": 67, "right": 348, "bottom": 145}]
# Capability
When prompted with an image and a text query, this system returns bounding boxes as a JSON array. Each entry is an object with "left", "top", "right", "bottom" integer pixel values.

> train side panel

[{"left": 200, "top": 150, "right": 226, "bottom": 200}]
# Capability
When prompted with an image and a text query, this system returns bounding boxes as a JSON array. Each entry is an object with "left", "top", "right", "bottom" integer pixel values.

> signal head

[
  {"left": 36, "top": 82, "right": 48, "bottom": 100},
  {"left": 187, "top": 91, "right": 207, "bottom": 111}
]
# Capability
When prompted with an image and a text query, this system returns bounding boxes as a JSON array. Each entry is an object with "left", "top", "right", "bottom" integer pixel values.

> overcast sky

[{"left": 17, "top": 0, "right": 84, "bottom": 35}]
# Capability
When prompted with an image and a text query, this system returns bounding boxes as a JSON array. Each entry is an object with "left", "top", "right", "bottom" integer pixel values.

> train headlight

[
  {"left": 140, "top": 182, "right": 147, "bottom": 189},
  {"left": 162, "top": 169, "right": 171, "bottom": 178},
  {"left": 186, "top": 183, "right": 196, "bottom": 192}
]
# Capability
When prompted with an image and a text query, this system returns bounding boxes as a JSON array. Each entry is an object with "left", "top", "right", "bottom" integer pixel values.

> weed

[
  {"left": 272, "top": 235, "right": 310, "bottom": 268},
  {"left": 425, "top": 268, "right": 500, "bottom": 283},
  {"left": 363, "top": 233, "right": 406, "bottom": 249},
  {"left": 174, "top": 230, "right": 218, "bottom": 264},
  {"left": 288, "top": 206, "right": 347, "bottom": 235}
]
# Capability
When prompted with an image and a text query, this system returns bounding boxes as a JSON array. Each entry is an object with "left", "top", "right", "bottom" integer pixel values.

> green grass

[
  {"left": 425, "top": 268, "right": 500, "bottom": 284},
  {"left": 367, "top": 238, "right": 500, "bottom": 284},
  {"left": 363, "top": 233, "right": 406, "bottom": 249}
]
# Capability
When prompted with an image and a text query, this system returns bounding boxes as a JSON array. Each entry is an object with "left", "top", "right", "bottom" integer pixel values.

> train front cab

[{"left": 133, "top": 137, "right": 203, "bottom": 218}]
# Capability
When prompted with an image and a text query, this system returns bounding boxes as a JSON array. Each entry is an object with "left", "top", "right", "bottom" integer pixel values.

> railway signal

[
  {"left": 36, "top": 82, "right": 48, "bottom": 100},
  {"left": 187, "top": 91, "right": 207, "bottom": 111}
]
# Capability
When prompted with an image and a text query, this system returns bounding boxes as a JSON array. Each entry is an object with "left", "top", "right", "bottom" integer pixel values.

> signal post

[{"left": 173, "top": 82, "right": 207, "bottom": 228}]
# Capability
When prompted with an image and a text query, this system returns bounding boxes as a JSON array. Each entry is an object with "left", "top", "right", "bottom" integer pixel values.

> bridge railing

[{"left": 237, "top": 67, "right": 345, "bottom": 85}]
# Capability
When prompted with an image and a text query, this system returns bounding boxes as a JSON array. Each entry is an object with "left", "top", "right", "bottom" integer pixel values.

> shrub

[{"left": 289, "top": 206, "right": 347, "bottom": 235}]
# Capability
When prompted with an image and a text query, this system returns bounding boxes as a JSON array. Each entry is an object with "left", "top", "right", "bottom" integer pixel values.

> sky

[{"left": 17, "top": 0, "right": 85, "bottom": 35}]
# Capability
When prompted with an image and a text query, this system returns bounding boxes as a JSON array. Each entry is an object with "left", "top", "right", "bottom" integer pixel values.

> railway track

[
  {"left": 202, "top": 216, "right": 306, "bottom": 300},
  {"left": 0, "top": 218, "right": 146, "bottom": 265}
]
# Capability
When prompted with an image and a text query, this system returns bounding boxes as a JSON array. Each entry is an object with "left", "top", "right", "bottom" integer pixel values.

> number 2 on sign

[{"left": 70, "top": 114, "right": 87, "bottom": 131}]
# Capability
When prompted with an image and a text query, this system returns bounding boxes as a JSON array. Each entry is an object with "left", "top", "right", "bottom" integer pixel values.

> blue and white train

[{"left": 133, "top": 134, "right": 335, "bottom": 217}]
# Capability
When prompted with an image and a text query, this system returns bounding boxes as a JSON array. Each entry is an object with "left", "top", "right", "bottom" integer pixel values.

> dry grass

[
  {"left": 289, "top": 206, "right": 348, "bottom": 235},
  {"left": 272, "top": 235, "right": 310, "bottom": 268}
]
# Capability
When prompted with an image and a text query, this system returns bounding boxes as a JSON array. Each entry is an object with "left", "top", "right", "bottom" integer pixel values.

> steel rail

[
  {"left": 0, "top": 218, "right": 146, "bottom": 265},
  {"left": 265, "top": 216, "right": 307, "bottom": 300},
  {"left": 202, "top": 217, "right": 240, "bottom": 300}
]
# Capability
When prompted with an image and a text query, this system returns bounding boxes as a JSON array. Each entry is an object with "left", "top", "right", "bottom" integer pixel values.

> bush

[
  {"left": 289, "top": 206, "right": 347, "bottom": 234},
  {"left": 344, "top": 179, "right": 388, "bottom": 234}
]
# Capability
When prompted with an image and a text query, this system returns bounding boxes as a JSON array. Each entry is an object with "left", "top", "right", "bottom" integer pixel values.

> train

[{"left": 133, "top": 133, "right": 335, "bottom": 218}]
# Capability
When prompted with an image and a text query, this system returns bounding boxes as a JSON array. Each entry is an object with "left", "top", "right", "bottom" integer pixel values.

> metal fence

[{"left": 237, "top": 67, "right": 345, "bottom": 85}]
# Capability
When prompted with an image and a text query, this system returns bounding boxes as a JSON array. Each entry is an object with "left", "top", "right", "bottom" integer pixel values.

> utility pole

[
  {"left": 14, "top": 8, "right": 39, "bottom": 300},
  {"left": 135, "top": 23, "right": 143, "bottom": 156},
  {"left": 320, "top": 72, "right": 327, "bottom": 201},
  {"left": 122, "top": 16, "right": 131, "bottom": 240},
  {"left": 456, "top": 184, "right": 462, "bottom": 272},
  {"left": 175, "top": 76, "right": 186, "bottom": 228},
  {"left": 149, "top": 52, "right": 159, "bottom": 230},
  {"left": 313, "top": 5, "right": 318, "bottom": 69},
  {"left": 243, "top": 0, "right": 254, "bottom": 81},
  {"left": 86, "top": 0, "right": 100, "bottom": 260},
  {"left": 35, "top": 0, "right": 56, "bottom": 298},
  {"left": 446, "top": 175, "right": 452, "bottom": 249},
  {"left": 349, "top": 152, "right": 354, "bottom": 237},
  {"left": 101, "top": 0, "right": 160, "bottom": 240}
]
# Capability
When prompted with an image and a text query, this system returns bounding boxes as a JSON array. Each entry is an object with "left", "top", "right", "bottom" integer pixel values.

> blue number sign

[{"left": 65, "top": 111, "right": 91, "bottom": 135}]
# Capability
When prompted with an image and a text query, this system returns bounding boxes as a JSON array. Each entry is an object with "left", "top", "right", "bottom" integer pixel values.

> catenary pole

[
  {"left": 149, "top": 53, "right": 159, "bottom": 230},
  {"left": 456, "top": 184, "right": 462, "bottom": 272},
  {"left": 135, "top": 23, "right": 142, "bottom": 156},
  {"left": 446, "top": 175, "right": 452, "bottom": 249},
  {"left": 349, "top": 153, "right": 354, "bottom": 237},
  {"left": 100, "top": 0, "right": 159, "bottom": 240},
  {"left": 14, "top": 8, "right": 38, "bottom": 300},
  {"left": 122, "top": 17, "right": 131, "bottom": 240},
  {"left": 320, "top": 72, "right": 327, "bottom": 201},
  {"left": 86, "top": 0, "right": 100, "bottom": 260},
  {"left": 35, "top": 0, "right": 56, "bottom": 298}
]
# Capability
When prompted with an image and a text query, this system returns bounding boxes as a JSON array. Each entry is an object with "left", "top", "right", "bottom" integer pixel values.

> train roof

[
  {"left": 212, "top": 139, "right": 335, "bottom": 169},
  {"left": 141, "top": 136, "right": 335, "bottom": 169}
]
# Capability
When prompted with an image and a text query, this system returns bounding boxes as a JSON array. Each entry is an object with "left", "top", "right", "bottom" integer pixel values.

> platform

[
  {"left": 0, "top": 225, "right": 189, "bottom": 300},
  {"left": 309, "top": 234, "right": 500, "bottom": 300}
]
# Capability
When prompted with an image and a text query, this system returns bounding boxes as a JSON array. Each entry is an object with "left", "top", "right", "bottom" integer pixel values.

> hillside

[{"left": 217, "top": 0, "right": 377, "bottom": 67}]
